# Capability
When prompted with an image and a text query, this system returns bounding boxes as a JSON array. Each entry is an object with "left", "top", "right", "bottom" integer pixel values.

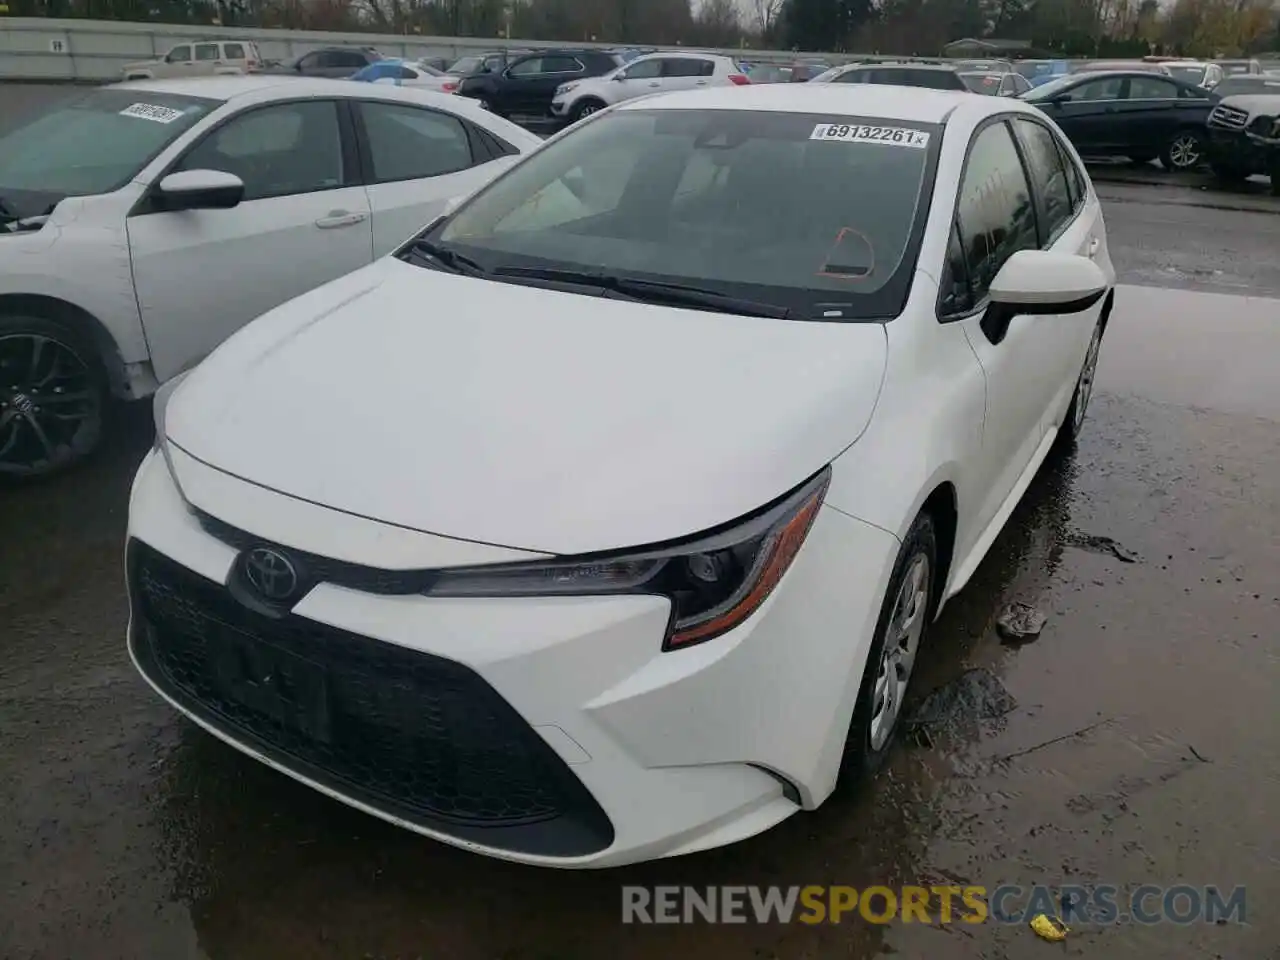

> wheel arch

[
  {"left": 1098, "top": 287, "right": 1115, "bottom": 336},
  {"left": 0, "top": 294, "right": 128, "bottom": 397},
  {"left": 918, "top": 482, "right": 958, "bottom": 617}
]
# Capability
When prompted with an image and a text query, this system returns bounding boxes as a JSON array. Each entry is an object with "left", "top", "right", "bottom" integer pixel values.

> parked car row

[{"left": 0, "top": 77, "right": 543, "bottom": 479}]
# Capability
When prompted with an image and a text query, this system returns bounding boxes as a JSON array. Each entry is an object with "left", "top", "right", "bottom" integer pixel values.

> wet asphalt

[{"left": 3, "top": 85, "right": 1280, "bottom": 960}]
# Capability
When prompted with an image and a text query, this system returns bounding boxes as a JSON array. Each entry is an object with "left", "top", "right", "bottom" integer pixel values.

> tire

[
  {"left": 837, "top": 511, "right": 937, "bottom": 786},
  {"left": 1054, "top": 318, "right": 1104, "bottom": 453},
  {"left": 569, "top": 98, "right": 606, "bottom": 123},
  {"left": 0, "top": 313, "right": 107, "bottom": 481},
  {"left": 1160, "top": 129, "right": 1205, "bottom": 171}
]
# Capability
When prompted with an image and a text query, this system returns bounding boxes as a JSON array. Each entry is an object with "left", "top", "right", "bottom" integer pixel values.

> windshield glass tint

[
  {"left": 0, "top": 88, "right": 217, "bottom": 197},
  {"left": 437, "top": 109, "right": 937, "bottom": 319}
]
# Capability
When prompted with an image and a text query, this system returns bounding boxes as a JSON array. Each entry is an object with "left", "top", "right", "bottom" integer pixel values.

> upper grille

[
  {"left": 1209, "top": 104, "right": 1250, "bottom": 129},
  {"left": 195, "top": 508, "right": 435, "bottom": 595},
  {"left": 129, "top": 540, "right": 613, "bottom": 857}
]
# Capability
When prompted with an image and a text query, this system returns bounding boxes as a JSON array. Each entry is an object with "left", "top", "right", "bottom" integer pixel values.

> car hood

[
  {"left": 1219, "top": 93, "right": 1280, "bottom": 115},
  {"left": 167, "top": 258, "right": 888, "bottom": 556}
]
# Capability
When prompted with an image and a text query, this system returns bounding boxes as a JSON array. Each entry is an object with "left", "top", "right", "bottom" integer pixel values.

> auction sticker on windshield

[
  {"left": 119, "top": 103, "right": 186, "bottom": 124},
  {"left": 810, "top": 124, "right": 930, "bottom": 148}
]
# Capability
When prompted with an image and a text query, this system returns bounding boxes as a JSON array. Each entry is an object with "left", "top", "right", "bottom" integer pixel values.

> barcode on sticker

[
  {"left": 810, "top": 124, "right": 930, "bottom": 148},
  {"left": 120, "top": 102, "right": 185, "bottom": 124}
]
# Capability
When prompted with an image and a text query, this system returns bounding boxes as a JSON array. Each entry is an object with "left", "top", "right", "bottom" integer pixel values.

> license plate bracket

[{"left": 209, "top": 626, "right": 331, "bottom": 743}]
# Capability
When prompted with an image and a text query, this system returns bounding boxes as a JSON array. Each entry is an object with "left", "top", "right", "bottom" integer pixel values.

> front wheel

[
  {"left": 1160, "top": 129, "right": 1205, "bottom": 171},
  {"left": 0, "top": 314, "right": 107, "bottom": 481},
  {"left": 569, "top": 99, "right": 606, "bottom": 123},
  {"left": 1055, "top": 319, "right": 1104, "bottom": 452},
  {"left": 838, "top": 512, "right": 936, "bottom": 786}
]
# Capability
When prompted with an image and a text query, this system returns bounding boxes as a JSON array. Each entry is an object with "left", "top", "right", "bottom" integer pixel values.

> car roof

[
  {"left": 616, "top": 82, "right": 1026, "bottom": 124},
  {"left": 110, "top": 75, "right": 465, "bottom": 106},
  {"left": 848, "top": 61, "right": 958, "bottom": 71}
]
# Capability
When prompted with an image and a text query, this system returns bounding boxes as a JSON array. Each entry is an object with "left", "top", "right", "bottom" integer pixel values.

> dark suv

[
  {"left": 268, "top": 47, "right": 380, "bottom": 78},
  {"left": 1205, "top": 94, "right": 1280, "bottom": 193},
  {"left": 829, "top": 62, "right": 969, "bottom": 91},
  {"left": 456, "top": 49, "right": 624, "bottom": 118}
]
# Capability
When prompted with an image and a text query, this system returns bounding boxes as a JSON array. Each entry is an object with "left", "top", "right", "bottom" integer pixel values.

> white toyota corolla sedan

[{"left": 128, "top": 83, "right": 1116, "bottom": 868}]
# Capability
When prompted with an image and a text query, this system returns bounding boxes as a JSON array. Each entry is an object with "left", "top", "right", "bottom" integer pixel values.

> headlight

[
  {"left": 151, "top": 369, "right": 193, "bottom": 486},
  {"left": 425, "top": 467, "right": 830, "bottom": 650},
  {"left": 556, "top": 81, "right": 580, "bottom": 96},
  {"left": 1270, "top": 117, "right": 1280, "bottom": 138}
]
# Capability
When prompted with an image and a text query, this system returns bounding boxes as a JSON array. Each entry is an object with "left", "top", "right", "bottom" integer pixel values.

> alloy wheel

[
  {"left": 869, "top": 552, "right": 931, "bottom": 751},
  {"left": 1073, "top": 326, "right": 1103, "bottom": 435},
  {"left": 0, "top": 333, "right": 101, "bottom": 476},
  {"left": 1168, "top": 133, "right": 1202, "bottom": 169}
]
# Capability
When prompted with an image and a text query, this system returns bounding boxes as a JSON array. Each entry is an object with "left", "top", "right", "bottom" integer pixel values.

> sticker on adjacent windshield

[
  {"left": 810, "top": 123, "right": 930, "bottom": 148},
  {"left": 119, "top": 102, "right": 185, "bottom": 124}
]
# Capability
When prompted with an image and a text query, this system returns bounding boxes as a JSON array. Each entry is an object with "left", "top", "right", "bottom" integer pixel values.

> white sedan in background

[
  {"left": 0, "top": 76, "right": 540, "bottom": 478},
  {"left": 550, "top": 51, "right": 749, "bottom": 123},
  {"left": 352, "top": 58, "right": 463, "bottom": 94},
  {"left": 133, "top": 84, "right": 1114, "bottom": 868}
]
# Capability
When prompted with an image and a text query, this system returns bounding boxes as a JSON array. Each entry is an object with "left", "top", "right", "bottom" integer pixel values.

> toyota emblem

[{"left": 242, "top": 547, "right": 300, "bottom": 602}]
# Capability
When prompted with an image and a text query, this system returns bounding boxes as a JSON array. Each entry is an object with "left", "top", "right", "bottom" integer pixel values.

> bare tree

[{"left": 752, "top": 0, "right": 785, "bottom": 33}]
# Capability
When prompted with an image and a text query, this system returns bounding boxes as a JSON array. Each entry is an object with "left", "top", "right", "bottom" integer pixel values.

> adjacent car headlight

[
  {"left": 151, "top": 369, "right": 193, "bottom": 486},
  {"left": 425, "top": 467, "right": 831, "bottom": 650},
  {"left": 556, "top": 81, "right": 580, "bottom": 96}
]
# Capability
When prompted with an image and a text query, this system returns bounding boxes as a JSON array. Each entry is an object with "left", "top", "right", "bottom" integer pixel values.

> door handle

[
  {"left": 648, "top": 81, "right": 660, "bottom": 87},
  {"left": 1087, "top": 237, "right": 1100, "bottom": 259},
  {"left": 315, "top": 211, "right": 367, "bottom": 229},
  {"left": 695, "top": 80, "right": 708, "bottom": 86}
]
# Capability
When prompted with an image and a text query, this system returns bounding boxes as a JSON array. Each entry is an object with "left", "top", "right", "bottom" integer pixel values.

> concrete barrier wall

[{"left": 0, "top": 16, "right": 867, "bottom": 82}]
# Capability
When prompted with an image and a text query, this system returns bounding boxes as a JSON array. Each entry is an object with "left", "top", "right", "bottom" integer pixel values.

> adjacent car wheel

[
  {"left": 1056, "top": 319, "right": 1104, "bottom": 451},
  {"left": 0, "top": 314, "right": 106, "bottom": 481},
  {"left": 1160, "top": 129, "right": 1205, "bottom": 171},
  {"left": 570, "top": 99, "right": 606, "bottom": 123},
  {"left": 839, "top": 511, "right": 937, "bottom": 785}
]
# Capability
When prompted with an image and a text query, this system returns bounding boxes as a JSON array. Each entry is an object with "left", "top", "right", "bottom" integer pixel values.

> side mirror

[
  {"left": 612, "top": 74, "right": 626, "bottom": 82},
  {"left": 157, "top": 169, "right": 245, "bottom": 211},
  {"left": 991, "top": 249, "right": 1107, "bottom": 310},
  {"left": 982, "top": 250, "right": 1108, "bottom": 343}
]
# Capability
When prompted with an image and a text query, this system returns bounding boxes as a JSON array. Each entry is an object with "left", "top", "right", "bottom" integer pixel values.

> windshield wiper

[
  {"left": 405, "top": 238, "right": 487, "bottom": 276},
  {"left": 491, "top": 266, "right": 791, "bottom": 319}
]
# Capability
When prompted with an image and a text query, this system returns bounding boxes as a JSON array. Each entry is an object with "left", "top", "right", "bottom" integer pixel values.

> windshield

[
  {"left": 960, "top": 72, "right": 1003, "bottom": 94},
  {"left": 1216, "top": 77, "right": 1280, "bottom": 95},
  {"left": 431, "top": 109, "right": 938, "bottom": 321},
  {"left": 0, "top": 88, "right": 217, "bottom": 209},
  {"left": 449, "top": 55, "right": 485, "bottom": 74},
  {"left": 1020, "top": 74, "right": 1081, "bottom": 100},
  {"left": 1166, "top": 64, "right": 1208, "bottom": 83}
]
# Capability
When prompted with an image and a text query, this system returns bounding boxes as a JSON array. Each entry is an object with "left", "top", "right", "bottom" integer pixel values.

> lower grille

[{"left": 128, "top": 540, "right": 613, "bottom": 857}]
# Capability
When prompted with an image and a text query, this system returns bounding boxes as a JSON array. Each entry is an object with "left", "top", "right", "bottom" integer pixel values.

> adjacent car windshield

[
  {"left": 432, "top": 108, "right": 938, "bottom": 320},
  {"left": 960, "top": 72, "right": 1004, "bottom": 94},
  {"left": 1020, "top": 74, "right": 1080, "bottom": 100},
  {"left": 1166, "top": 64, "right": 1209, "bottom": 84},
  {"left": 0, "top": 88, "right": 217, "bottom": 203}
]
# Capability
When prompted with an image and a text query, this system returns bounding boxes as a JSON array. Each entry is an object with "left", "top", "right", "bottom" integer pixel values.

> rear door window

[
  {"left": 193, "top": 43, "right": 220, "bottom": 62},
  {"left": 1013, "top": 118, "right": 1074, "bottom": 242}
]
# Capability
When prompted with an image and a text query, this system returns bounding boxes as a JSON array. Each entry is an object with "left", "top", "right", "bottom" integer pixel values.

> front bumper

[
  {"left": 1206, "top": 126, "right": 1280, "bottom": 174},
  {"left": 550, "top": 98, "right": 570, "bottom": 117},
  {"left": 126, "top": 448, "right": 899, "bottom": 867}
]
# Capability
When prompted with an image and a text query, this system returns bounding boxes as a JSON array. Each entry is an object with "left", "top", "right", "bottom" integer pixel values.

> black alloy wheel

[{"left": 0, "top": 319, "right": 105, "bottom": 480}]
